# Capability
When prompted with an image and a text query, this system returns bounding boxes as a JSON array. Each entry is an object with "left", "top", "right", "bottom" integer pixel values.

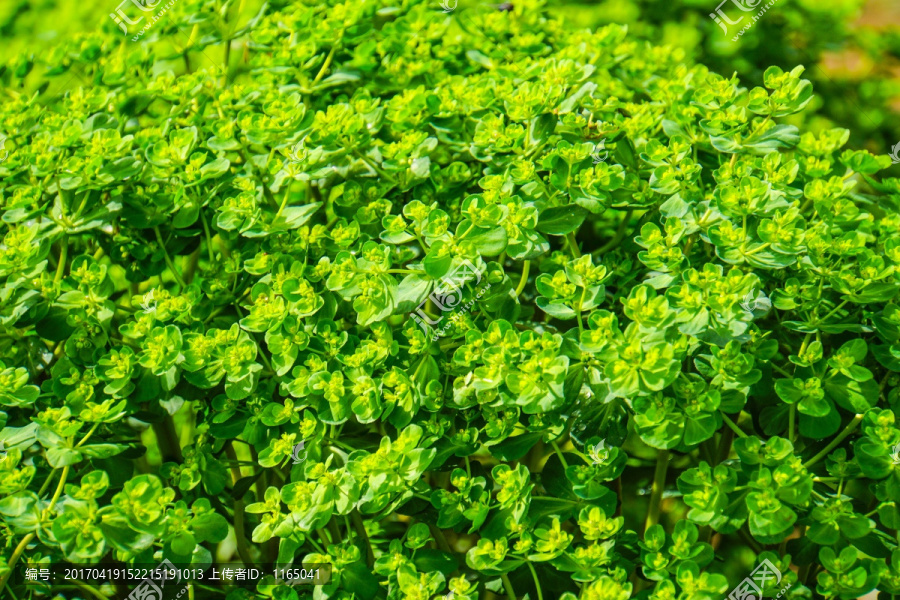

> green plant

[
  {"left": 1, "top": 1, "right": 900, "bottom": 599},
  {"left": 550, "top": 0, "right": 900, "bottom": 155}
]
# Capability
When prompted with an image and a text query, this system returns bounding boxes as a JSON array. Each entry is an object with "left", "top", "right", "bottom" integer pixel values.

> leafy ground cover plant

[
  {"left": 551, "top": 0, "right": 900, "bottom": 155},
  {"left": 1, "top": 0, "right": 900, "bottom": 599}
]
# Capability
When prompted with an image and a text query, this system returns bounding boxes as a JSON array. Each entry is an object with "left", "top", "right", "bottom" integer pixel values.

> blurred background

[
  {"left": 0, "top": 0, "right": 898, "bottom": 153},
  {"left": 546, "top": 0, "right": 900, "bottom": 155}
]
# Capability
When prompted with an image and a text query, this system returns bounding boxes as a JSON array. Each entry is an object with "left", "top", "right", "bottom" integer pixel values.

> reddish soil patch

[{"left": 856, "top": 0, "right": 900, "bottom": 29}]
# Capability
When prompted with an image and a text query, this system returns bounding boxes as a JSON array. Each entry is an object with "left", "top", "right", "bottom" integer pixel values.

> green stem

[
  {"left": 351, "top": 509, "right": 375, "bottom": 568},
  {"left": 565, "top": 232, "right": 581, "bottom": 258},
  {"left": 716, "top": 427, "right": 735, "bottom": 465},
  {"left": 500, "top": 573, "right": 517, "bottom": 600},
  {"left": 307, "top": 536, "right": 325, "bottom": 554},
  {"left": 595, "top": 209, "right": 633, "bottom": 255},
  {"left": 576, "top": 286, "right": 586, "bottom": 335},
  {"left": 353, "top": 149, "right": 394, "bottom": 181},
  {"left": 788, "top": 404, "right": 796, "bottom": 443},
  {"left": 36, "top": 468, "right": 59, "bottom": 497},
  {"left": 0, "top": 466, "right": 71, "bottom": 595},
  {"left": 816, "top": 299, "right": 850, "bottom": 324},
  {"left": 683, "top": 234, "right": 695, "bottom": 258},
  {"left": 720, "top": 412, "right": 748, "bottom": 438},
  {"left": 324, "top": 437, "right": 355, "bottom": 452},
  {"left": 54, "top": 237, "right": 68, "bottom": 284},
  {"left": 0, "top": 532, "right": 34, "bottom": 594},
  {"left": 428, "top": 523, "right": 453, "bottom": 554},
  {"left": 327, "top": 516, "right": 342, "bottom": 545},
  {"left": 200, "top": 209, "right": 215, "bottom": 263},
  {"left": 799, "top": 563, "right": 813, "bottom": 586},
  {"left": 75, "top": 423, "right": 100, "bottom": 448},
  {"left": 316, "top": 528, "right": 331, "bottom": 547},
  {"left": 643, "top": 450, "right": 669, "bottom": 534},
  {"left": 275, "top": 186, "right": 291, "bottom": 219},
  {"left": 224, "top": 442, "right": 256, "bottom": 568},
  {"left": 772, "top": 362, "right": 792, "bottom": 377},
  {"left": 255, "top": 340, "right": 275, "bottom": 373},
  {"left": 798, "top": 332, "right": 813, "bottom": 358},
  {"left": 182, "top": 246, "right": 201, "bottom": 284},
  {"left": 750, "top": 114, "right": 772, "bottom": 137},
  {"left": 699, "top": 440, "right": 715, "bottom": 465},
  {"left": 514, "top": 260, "right": 531, "bottom": 297},
  {"left": 738, "top": 526, "right": 764, "bottom": 554},
  {"left": 153, "top": 226, "right": 186, "bottom": 289},
  {"left": 804, "top": 414, "right": 864, "bottom": 468},
  {"left": 45, "top": 465, "right": 69, "bottom": 517},
  {"left": 744, "top": 242, "right": 770, "bottom": 256},
  {"left": 527, "top": 562, "right": 543, "bottom": 600},
  {"left": 551, "top": 440, "right": 569, "bottom": 469},
  {"left": 152, "top": 413, "right": 184, "bottom": 463},
  {"left": 313, "top": 43, "right": 338, "bottom": 85}
]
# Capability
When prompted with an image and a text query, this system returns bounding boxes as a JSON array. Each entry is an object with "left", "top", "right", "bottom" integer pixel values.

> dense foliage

[
  {"left": 2, "top": 1, "right": 900, "bottom": 599},
  {"left": 552, "top": 0, "right": 900, "bottom": 154}
]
